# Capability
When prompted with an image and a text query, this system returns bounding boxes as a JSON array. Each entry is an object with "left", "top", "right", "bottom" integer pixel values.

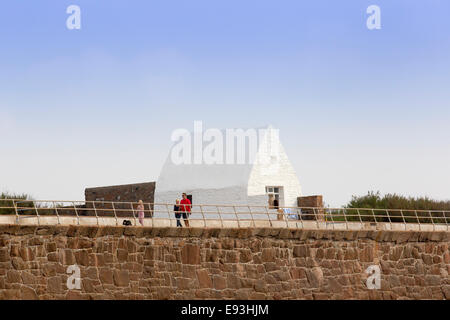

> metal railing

[{"left": 0, "top": 199, "right": 449, "bottom": 231}]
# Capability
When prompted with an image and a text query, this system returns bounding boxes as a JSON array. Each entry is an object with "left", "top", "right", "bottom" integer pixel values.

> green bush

[
  {"left": 0, "top": 192, "right": 34, "bottom": 215},
  {"left": 346, "top": 191, "right": 450, "bottom": 211},
  {"left": 340, "top": 191, "right": 450, "bottom": 224}
]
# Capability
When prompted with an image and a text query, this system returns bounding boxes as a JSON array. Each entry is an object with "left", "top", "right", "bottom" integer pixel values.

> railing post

[
  {"left": 343, "top": 208, "right": 348, "bottom": 230},
  {"left": 247, "top": 206, "right": 255, "bottom": 228},
  {"left": 165, "top": 204, "right": 171, "bottom": 227},
  {"left": 386, "top": 209, "right": 392, "bottom": 230},
  {"left": 112, "top": 202, "right": 118, "bottom": 226},
  {"left": 371, "top": 209, "right": 377, "bottom": 225},
  {"left": 284, "top": 208, "right": 289, "bottom": 229},
  {"left": 200, "top": 205, "right": 206, "bottom": 228},
  {"left": 152, "top": 203, "right": 155, "bottom": 227},
  {"left": 298, "top": 208, "right": 304, "bottom": 229},
  {"left": 130, "top": 203, "right": 137, "bottom": 226},
  {"left": 265, "top": 206, "right": 272, "bottom": 227},
  {"left": 33, "top": 201, "right": 40, "bottom": 226},
  {"left": 216, "top": 206, "right": 224, "bottom": 228},
  {"left": 12, "top": 199, "right": 19, "bottom": 224},
  {"left": 149, "top": 202, "right": 154, "bottom": 223},
  {"left": 72, "top": 202, "right": 80, "bottom": 225},
  {"left": 53, "top": 201, "right": 61, "bottom": 225},
  {"left": 400, "top": 210, "right": 407, "bottom": 231},
  {"left": 313, "top": 208, "right": 320, "bottom": 229},
  {"left": 356, "top": 209, "right": 363, "bottom": 229},
  {"left": 150, "top": 203, "right": 154, "bottom": 228},
  {"left": 233, "top": 206, "right": 240, "bottom": 228},
  {"left": 427, "top": 210, "right": 435, "bottom": 232},
  {"left": 329, "top": 208, "right": 335, "bottom": 230},
  {"left": 92, "top": 201, "right": 99, "bottom": 226},
  {"left": 447, "top": 211, "right": 449, "bottom": 232},
  {"left": 414, "top": 210, "right": 421, "bottom": 231},
  {"left": 445, "top": 211, "right": 449, "bottom": 232}
]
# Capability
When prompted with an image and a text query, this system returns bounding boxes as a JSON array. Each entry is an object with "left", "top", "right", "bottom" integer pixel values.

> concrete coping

[{"left": 0, "top": 224, "right": 448, "bottom": 242}]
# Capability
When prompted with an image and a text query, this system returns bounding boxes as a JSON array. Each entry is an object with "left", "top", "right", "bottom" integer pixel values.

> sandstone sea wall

[{"left": 0, "top": 225, "right": 448, "bottom": 300}]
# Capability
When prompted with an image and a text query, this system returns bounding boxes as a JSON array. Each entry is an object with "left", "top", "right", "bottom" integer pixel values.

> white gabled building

[{"left": 154, "top": 125, "right": 302, "bottom": 209}]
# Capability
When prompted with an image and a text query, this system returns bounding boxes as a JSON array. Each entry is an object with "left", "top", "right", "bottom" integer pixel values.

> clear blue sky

[{"left": 1, "top": 0, "right": 449, "bottom": 206}]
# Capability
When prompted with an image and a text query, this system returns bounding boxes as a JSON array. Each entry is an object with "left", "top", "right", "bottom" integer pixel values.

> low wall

[
  {"left": 0, "top": 225, "right": 448, "bottom": 300},
  {"left": 85, "top": 182, "right": 155, "bottom": 217}
]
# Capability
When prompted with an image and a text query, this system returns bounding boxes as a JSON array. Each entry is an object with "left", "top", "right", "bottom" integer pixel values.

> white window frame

[{"left": 266, "top": 186, "right": 283, "bottom": 207}]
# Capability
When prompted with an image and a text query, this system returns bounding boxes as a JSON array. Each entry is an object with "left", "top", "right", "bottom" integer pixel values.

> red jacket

[{"left": 180, "top": 198, "right": 191, "bottom": 212}]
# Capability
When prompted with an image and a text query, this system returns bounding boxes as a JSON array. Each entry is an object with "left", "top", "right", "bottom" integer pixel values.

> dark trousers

[{"left": 175, "top": 212, "right": 186, "bottom": 227}]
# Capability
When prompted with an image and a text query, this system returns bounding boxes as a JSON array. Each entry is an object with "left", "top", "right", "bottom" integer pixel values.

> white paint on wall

[
  {"left": 154, "top": 125, "right": 302, "bottom": 209},
  {"left": 248, "top": 129, "right": 302, "bottom": 208}
]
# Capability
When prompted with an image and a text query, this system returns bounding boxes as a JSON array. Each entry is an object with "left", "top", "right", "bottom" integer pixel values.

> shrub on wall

[
  {"left": 342, "top": 191, "right": 450, "bottom": 223},
  {"left": 0, "top": 192, "right": 33, "bottom": 215},
  {"left": 346, "top": 191, "right": 450, "bottom": 210}
]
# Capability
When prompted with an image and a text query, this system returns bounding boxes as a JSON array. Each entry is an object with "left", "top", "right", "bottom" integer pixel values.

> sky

[{"left": 1, "top": 0, "right": 449, "bottom": 207}]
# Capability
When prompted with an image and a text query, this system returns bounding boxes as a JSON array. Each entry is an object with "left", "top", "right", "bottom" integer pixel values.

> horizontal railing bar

[
  {"left": 7, "top": 210, "right": 449, "bottom": 218},
  {"left": 6, "top": 208, "right": 450, "bottom": 216},
  {"left": 2, "top": 199, "right": 450, "bottom": 213}
]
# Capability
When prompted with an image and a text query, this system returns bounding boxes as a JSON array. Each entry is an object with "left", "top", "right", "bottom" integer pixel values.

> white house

[{"left": 154, "top": 124, "right": 302, "bottom": 212}]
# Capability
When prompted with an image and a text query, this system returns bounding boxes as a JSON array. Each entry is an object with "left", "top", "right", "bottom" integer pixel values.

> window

[{"left": 266, "top": 186, "right": 282, "bottom": 209}]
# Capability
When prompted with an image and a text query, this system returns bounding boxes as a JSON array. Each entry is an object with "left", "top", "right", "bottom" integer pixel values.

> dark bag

[{"left": 123, "top": 220, "right": 132, "bottom": 226}]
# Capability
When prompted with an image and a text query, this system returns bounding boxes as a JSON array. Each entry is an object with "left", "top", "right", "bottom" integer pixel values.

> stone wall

[
  {"left": 298, "top": 195, "right": 323, "bottom": 208},
  {"left": 0, "top": 225, "right": 448, "bottom": 300},
  {"left": 84, "top": 182, "right": 155, "bottom": 217},
  {"left": 298, "top": 195, "right": 324, "bottom": 220}
]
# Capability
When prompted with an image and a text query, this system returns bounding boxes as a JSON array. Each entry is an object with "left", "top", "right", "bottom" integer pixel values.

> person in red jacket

[{"left": 179, "top": 193, "right": 191, "bottom": 227}]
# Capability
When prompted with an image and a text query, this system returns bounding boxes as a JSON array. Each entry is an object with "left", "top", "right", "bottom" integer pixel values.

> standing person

[
  {"left": 174, "top": 199, "right": 182, "bottom": 227},
  {"left": 137, "top": 200, "right": 145, "bottom": 226},
  {"left": 179, "top": 193, "right": 191, "bottom": 227}
]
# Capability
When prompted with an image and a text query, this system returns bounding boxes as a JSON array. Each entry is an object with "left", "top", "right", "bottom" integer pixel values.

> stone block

[
  {"left": 196, "top": 269, "right": 212, "bottom": 288},
  {"left": 212, "top": 275, "right": 227, "bottom": 290},
  {"left": 0, "top": 248, "right": 10, "bottom": 262},
  {"left": 225, "top": 250, "right": 239, "bottom": 263},
  {"left": 117, "top": 249, "right": 128, "bottom": 262},
  {"left": 47, "top": 276, "right": 63, "bottom": 294},
  {"left": 239, "top": 249, "right": 253, "bottom": 263},
  {"left": 20, "top": 285, "right": 38, "bottom": 300},
  {"left": 261, "top": 248, "right": 276, "bottom": 262},
  {"left": 7, "top": 270, "right": 22, "bottom": 283},
  {"left": 293, "top": 245, "right": 308, "bottom": 258},
  {"left": 181, "top": 244, "right": 200, "bottom": 265},
  {"left": 75, "top": 250, "right": 90, "bottom": 266},
  {"left": 113, "top": 270, "right": 130, "bottom": 287},
  {"left": 306, "top": 267, "right": 323, "bottom": 288}
]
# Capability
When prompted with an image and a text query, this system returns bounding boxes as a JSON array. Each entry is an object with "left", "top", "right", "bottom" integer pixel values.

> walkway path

[{"left": 0, "top": 215, "right": 448, "bottom": 231}]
